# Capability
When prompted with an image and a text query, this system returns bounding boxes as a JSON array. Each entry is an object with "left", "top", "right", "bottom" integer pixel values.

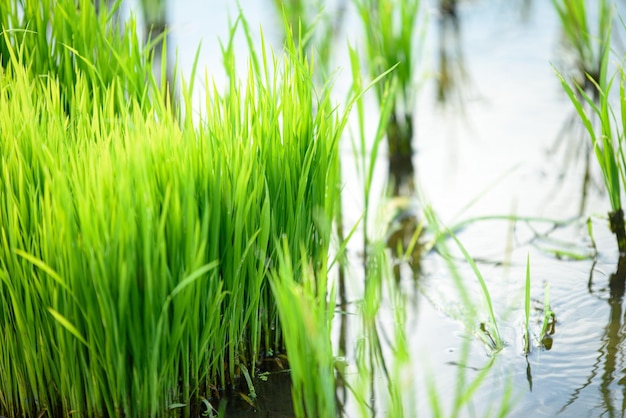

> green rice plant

[
  {"left": 385, "top": 251, "right": 416, "bottom": 417},
  {"left": 0, "top": 0, "right": 159, "bottom": 114},
  {"left": 271, "top": 0, "right": 347, "bottom": 81},
  {"left": 555, "top": 25, "right": 626, "bottom": 258},
  {"left": 539, "top": 282, "right": 556, "bottom": 350},
  {"left": 353, "top": 0, "right": 424, "bottom": 158},
  {"left": 348, "top": 44, "right": 398, "bottom": 258},
  {"left": 550, "top": 0, "right": 612, "bottom": 214},
  {"left": 272, "top": 0, "right": 311, "bottom": 43},
  {"left": 551, "top": 0, "right": 612, "bottom": 90},
  {"left": 523, "top": 255, "right": 531, "bottom": 354},
  {"left": 0, "top": 10, "right": 346, "bottom": 417},
  {"left": 269, "top": 239, "right": 337, "bottom": 418},
  {"left": 337, "top": 235, "right": 418, "bottom": 417}
]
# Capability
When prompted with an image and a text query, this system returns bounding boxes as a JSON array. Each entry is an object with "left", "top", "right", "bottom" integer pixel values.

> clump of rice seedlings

[
  {"left": 269, "top": 240, "right": 337, "bottom": 418},
  {"left": 0, "top": 0, "right": 158, "bottom": 113},
  {"left": 550, "top": 0, "right": 613, "bottom": 213},
  {"left": 0, "top": 7, "right": 347, "bottom": 417},
  {"left": 551, "top": 0, "right": 612, "bottom": 92},
  {"left": 353, "top": 0, "right": 424, "bottom": 160},
  {"left": 555, "top": 23, "right": 626, "bottom": 264}
]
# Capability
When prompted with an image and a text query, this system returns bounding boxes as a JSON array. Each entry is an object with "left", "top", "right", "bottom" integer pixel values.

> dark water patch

[{"left": 224, "top": 370, "right": 294, "bottom": 417}]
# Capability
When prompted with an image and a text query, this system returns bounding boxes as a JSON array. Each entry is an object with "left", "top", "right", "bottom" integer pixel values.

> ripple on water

[{"left": 503, "top": 259, "right": 626, "bottom": 417}]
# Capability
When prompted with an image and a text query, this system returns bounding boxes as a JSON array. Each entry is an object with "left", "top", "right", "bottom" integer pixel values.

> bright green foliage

[
  {"left": 0, "top": 8, "right": 343, "bottom": 418},
  {"left": 0, "top": 0, "right": 157, "bottom": 114},
  {"left": 523, "top": 255, "right": 531, "bottom": 354},
  {"left": 269, "top": 240, "right": 336, "bottom": 418},
  {"left": 272, "top": 0, "right": 309, "bottom": 37},
  {"left": 353, "top": 0, "right": 421, "bottom": 112},
  {"left": 555, "top": 17, "right": 626, "bottom": 254},
  {"left": 352, "top": 0, "right": 424, "bottom": 159}
]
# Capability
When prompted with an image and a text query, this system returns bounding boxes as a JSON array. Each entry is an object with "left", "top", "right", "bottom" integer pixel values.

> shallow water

[{"left": 139, "top": 0, "right": 626, "bottom": 415}]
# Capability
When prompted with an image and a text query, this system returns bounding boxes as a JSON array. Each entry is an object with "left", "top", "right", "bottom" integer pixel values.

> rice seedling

[
  {"left": 269, "top": 239, "right": 337, "bottom": 418},
  {"left": 347, "top": 43, "right": 399, "bottom": 260},
  {"left": 539, "top": 283, "right": 556, "bottom": 350},
  {"left": 555, "top": 21, "right": 626, "bottom": 263},
  {"left": 521, "top": 256, "right": 556, "bottom": 354},
  {"left": 353, "top": 0, "right": 424, "bottom": 159},
  {"left": 523, "top": 255, "right": 532, "bottom": 354},
  {"left": 0, "top": 6, "right": 350, "bottom": 416}
]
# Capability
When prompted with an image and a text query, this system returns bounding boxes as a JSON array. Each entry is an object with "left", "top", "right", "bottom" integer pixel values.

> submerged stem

[{"left": 609, "top": 209, "right": 626, "bottom": 255}]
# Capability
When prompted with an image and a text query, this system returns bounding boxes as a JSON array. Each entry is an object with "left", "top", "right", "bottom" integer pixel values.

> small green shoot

[
  {"left": 523, "top": 254, "right": 531, "bottom": 355},
  {"left": 540, "top": 283, "right": 556, "bottom": 350}
]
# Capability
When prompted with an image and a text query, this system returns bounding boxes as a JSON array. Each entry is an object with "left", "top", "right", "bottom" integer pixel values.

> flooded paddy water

[{"left": 161, "top": 0, "right": 626, "bottom": 416}]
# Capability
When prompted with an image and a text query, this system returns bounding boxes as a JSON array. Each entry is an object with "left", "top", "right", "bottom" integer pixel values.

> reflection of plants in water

[
  {"left": 598, "top": 256, "right": 626, "bottom": 416},
  {"left": 561, "top": 257, "right": 626, "bottom": 416},
  {"left": 425, "top": 339, "right": 515, "bottom": 417},
  {"left": 336, "top": 231, "right": 512, "bottom": 417},
  {"left": 384, "top": 197, "right": 424, "bottom": 264}
]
